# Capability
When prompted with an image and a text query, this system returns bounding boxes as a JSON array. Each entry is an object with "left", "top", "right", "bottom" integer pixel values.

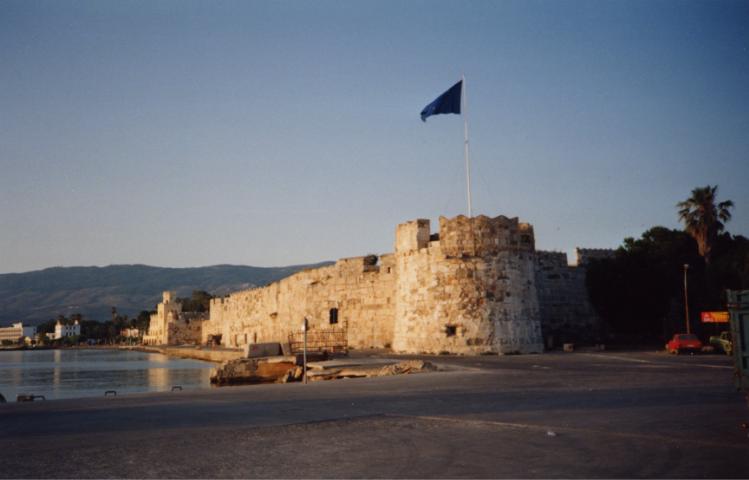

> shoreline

[
  {"left": 119, "top": 345, "right": 244, "bottom": 363},
  {"left": 1, "top": 344, "right": 243, "bottom": 363}
]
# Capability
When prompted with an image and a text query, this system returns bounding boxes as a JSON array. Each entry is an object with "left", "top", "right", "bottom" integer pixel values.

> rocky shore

[{"left": 210, "top": 357, "right": 438, "bottom": 385}]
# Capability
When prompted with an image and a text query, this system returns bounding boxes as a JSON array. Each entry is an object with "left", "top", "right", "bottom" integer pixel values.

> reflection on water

[{"left": 0, "top": 349, "right": 213, "bottom": 401}]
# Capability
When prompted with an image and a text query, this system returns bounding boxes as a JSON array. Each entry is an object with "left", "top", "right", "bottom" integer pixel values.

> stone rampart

[
  {"left": 534, "top": 250, "right": 611, "bottom": 346},
  {"left": 168, "top": 312, "right": 209, "bottom": 345},
  {"left": 575, "top": 248, "right": 615, "bottom": 266},
  {"left": 202, "top": 255, "right": 396, "bottom": 350},
  {"left": 392, "top": 216, "right": 543, "bottom": 354}
]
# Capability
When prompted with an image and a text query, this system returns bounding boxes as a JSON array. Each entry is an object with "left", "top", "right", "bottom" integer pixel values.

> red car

[{"left": 665, "top": 333, "right": 703, "bottom": 354}]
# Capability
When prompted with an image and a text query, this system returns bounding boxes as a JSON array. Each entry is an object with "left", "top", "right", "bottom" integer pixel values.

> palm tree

[{"left": 677, "top": 185, "right": 734, "bottom": 264}]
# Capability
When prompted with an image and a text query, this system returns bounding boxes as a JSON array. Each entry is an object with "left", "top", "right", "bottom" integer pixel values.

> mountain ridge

[{"left": 0, "top": 262, "right": 333, "bottom": 326}]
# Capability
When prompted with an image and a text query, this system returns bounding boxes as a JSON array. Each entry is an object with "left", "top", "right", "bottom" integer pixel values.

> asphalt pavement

[{"left": 1, "top": 350, "right": 747, "bottom": 478}]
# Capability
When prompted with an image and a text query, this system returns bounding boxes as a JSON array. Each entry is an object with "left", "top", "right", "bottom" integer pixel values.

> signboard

[
  {"left": 701, "top": 311, "right": 729, "bottom": 323},
  {"left": 727, "top": 290, "right": 749, "bottom": 393}
]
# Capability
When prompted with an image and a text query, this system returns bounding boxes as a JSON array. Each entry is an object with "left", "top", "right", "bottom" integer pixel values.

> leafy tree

[
  {"left": 587, "top": 225, "right": 749, "bottom": 341},
  {"left": 677, "top": 185, "right": 734, "bottom": 265},
  {"left": 704, "top": 232, "right": 749, "bottom": 305},
  {"left": 80, "top": 319, "right": 107, "bottom": 340},
  {"left": 587, "top": 227, "right": 700, "bottom": 339},
  {"left": 178, "top": 290, "right": 214, "bottom": 313},
  {"left": 134, "top": 310, "right": 152, "bottom": 332},
  {"left": 36, "top": 319, "right": 57, "bottom": 335}
]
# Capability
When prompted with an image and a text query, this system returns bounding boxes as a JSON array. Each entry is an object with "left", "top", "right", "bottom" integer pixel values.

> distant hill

[{"left": 0, "top": 263, "right": 333, "bottom": 326}]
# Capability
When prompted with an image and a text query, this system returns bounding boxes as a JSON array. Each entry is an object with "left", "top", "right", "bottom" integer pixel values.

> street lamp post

[{"left": 683, "top": 264, "right": 690, "bottom": 334}]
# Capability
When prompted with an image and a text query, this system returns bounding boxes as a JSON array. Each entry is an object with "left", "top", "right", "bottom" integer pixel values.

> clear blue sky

[{"left": 1, "top": 0, "right": 747, "bottom": 273}]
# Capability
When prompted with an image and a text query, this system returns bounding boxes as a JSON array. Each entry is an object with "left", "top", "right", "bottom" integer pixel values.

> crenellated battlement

[
  {"left": 438, "top": 215, "right": 535, "bottom": 257},
  {"left": 395, "top": 215, "right": 535, "bottom": 258},
  {"left": 535, "top": 251, "right": 569, "bottom": 269},
  {"left": 575, "top": 248, "right": 615, "bottom": 266},
  {"left": 395, "top": 219, "right": 431, "bottom": 253}
]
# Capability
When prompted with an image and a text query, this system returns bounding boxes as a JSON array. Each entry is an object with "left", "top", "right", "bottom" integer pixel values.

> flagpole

[{"left": 462, "top": 74, "right": 472, "bottom": 218}]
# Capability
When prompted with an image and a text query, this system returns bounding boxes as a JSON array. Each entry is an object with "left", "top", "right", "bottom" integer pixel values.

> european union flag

[{"left": 420, "top": 80, "right": 462, "bottom": 122}]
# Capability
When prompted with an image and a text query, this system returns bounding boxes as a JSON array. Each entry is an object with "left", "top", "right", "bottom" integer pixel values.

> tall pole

[
  {"left": 683, "top": 264, "right": 690, "bottom": 334},
  {"left": 302, "top": 317, "right": 308, "bottom": 384},
  {"left": 462, "top": 74, "right": 472, "bottom": 218}
]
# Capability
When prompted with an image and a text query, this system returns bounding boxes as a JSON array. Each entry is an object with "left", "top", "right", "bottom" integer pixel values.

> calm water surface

[{"left": 0, "top": 349, "right": 214, "bottom": 401}]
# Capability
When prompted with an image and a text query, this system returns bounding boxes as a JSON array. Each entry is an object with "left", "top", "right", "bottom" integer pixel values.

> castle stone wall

[
  {"left": 575, "top": 248, "right": 615, "bottom": 266},
  {"left": 168, "top": 312, "right": 208, "bottom": 345},
  {"left": 534, "top": 249, "right": 613, "bottom": 346},
  {"left": 202, "top": 255, "right": 396, "bottom": 349},
  {"left": 392, "top": 216, "right": 543, "bottom": 354}
]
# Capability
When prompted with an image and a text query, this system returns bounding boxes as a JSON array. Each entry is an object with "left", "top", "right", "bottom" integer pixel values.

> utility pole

[{"left": 683, "top": 264, "right": 690, "bottom": 334}]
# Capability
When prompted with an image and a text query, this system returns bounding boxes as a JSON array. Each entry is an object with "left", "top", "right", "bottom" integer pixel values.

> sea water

[{"left": 0, "top": 349, "right": 213, "bottom": 401}]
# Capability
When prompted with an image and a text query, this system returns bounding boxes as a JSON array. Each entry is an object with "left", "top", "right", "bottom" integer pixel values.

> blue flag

[{"left": 420, "top": 80, "right": 462, "bottom": 122}]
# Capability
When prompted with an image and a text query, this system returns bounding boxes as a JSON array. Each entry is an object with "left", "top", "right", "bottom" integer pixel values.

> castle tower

[
  {"left": 143, "top": 291, "right": 182, "bottom": 345},
  {"left": 392, "top": 215, "right": 543, "bottom": 354}
]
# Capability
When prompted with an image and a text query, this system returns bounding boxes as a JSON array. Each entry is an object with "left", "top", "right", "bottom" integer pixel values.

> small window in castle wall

[
  {"left": 329, "top": 308, "right": 339, "bottom": 324},
  {"left": 445, "top": 325, "right": 457, "bottom": 337}
]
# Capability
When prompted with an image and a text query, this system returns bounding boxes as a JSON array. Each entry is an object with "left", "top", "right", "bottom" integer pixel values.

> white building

[
  {"left": 120, "top": 327, "right": 141, "bottom": 338},
  {"left": 0, "top": 322, "right": 36, "bottom": 344},
  {"left": 52, "top": 320, "right": 80, "bottom": 340}
]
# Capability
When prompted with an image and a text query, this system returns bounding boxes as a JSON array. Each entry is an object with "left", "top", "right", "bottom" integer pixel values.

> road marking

[
  {"left": 691, "top": 363, "right": 735, "bottom": 369},
  {"left": 386, "top": 414, "right": 748, "bottom": 450},
  {"left": 579, "top": 353, "right": 733, "bottom": 370},
  {"left": 581, "top": 353, "right": 651, "bottom": 364}
]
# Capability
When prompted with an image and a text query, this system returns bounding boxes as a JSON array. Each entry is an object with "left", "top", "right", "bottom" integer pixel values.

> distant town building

[
  {"left": 0, "top": 322, "right": 36, "bottom": 344},
  {"left": 52, "top": 319, "right": 80, "bottom": 340},
  {"left": 120, "top": 327, "right": 141, "bottom": 338}
]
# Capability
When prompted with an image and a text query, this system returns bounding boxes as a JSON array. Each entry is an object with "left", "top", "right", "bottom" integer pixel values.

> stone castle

[
  {"left": 144, "top": 214, "right": 611, "bottom": 354},
  {"left": 142, "top": 291, "right": 207, "bottom": 346}
]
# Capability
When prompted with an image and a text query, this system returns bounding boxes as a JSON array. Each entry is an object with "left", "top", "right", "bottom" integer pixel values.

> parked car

[
  {"left": 665, "top": 333, "right": 703, "bottom": 354},
  {"left": 709, "top": 331, "right": 732, "bottom": 356}
]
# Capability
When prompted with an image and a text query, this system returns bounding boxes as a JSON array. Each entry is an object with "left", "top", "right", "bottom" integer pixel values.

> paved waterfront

[{"left": 1, "top": 350, "right": 747, "bottom": 478}]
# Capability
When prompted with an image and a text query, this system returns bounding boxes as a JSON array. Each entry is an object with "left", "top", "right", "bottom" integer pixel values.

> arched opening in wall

[
  {"left": 445, "top": 325, "right": 457, "bottom": 337},
  {"left": 329, "top": 308, "right": 339, "bottom": 325}
]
